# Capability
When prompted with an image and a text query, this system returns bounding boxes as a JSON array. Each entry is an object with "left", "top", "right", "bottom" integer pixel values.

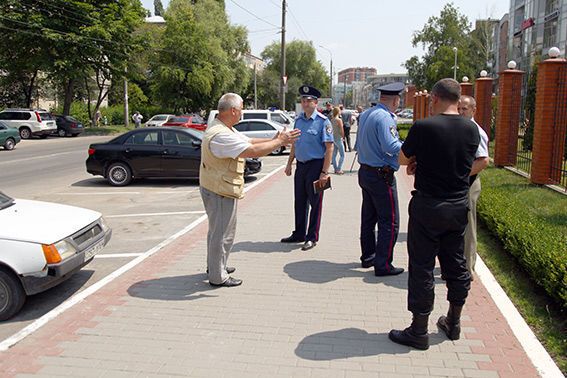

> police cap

[
  {"left": 377, "top": 82, "right": 405, "bottom": 96},
  {"left": 299, "top": 85, "right": 321, "bottom": 100}
]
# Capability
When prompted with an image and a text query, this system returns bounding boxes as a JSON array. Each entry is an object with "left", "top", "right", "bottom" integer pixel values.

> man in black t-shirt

[{"left": 388, "top": 78, "right": 480, "bottom": 350}]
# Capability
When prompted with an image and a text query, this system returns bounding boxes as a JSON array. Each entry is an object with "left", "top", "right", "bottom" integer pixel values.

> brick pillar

[
  {"left": 531, "top": 57, "right": 567, "bottom": 185},
  {"left": 460, "top": 82, "right": 474, "bottom": 96},
  {"left": 412, "top": 94, "right": 418, "bottom": 122},
  {"left": 405, "top": 85, "right": 416, "bottom": 108},
  {"left": 420, "top": 91, "right": 429, "bottom": 119},
  {"left": 494, "top": 68, "right": 524, "bottom": 167},
  {"left": 475, "top": 77, "right": 494, "bottom": 139},
  {"left": 415, "top": 92, "right": 422, "bottom": 121}
]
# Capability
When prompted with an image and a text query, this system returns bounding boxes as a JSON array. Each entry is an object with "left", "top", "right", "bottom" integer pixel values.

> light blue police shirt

[
  {"left": 354, "top": 104, "right": 402, "bottom": 170},
  {"left": 294, "top": 110, "right": 334, "bottom": 163}
]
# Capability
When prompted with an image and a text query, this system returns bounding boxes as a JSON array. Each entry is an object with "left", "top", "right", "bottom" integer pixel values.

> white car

[
  {"left": 233, "top": 119, "right": 291, "bottom": 155},
  {"left": 0, "top": 108, "right": 57, "bottom": 139},
  {"left": 0, "top": 192, "right": 112, "bottom": 320},
  {"left": 144, "top": 114, "right": 174, "bottom": 128},
  {"left": 207, "top": 109, "right": 293, "bottom": 128}
]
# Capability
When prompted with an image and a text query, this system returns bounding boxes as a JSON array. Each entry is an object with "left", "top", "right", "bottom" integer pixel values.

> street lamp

[
  {"left": 319, "top": 45, "right": 333, "bottom": 100},
  {"left": 452, "top": 47, "right": 458, "bottom": 80}
]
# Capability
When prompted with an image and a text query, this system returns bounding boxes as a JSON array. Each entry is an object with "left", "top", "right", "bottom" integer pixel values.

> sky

[{"left": 141, "top": 0, "right": 509, "bottom": 80}]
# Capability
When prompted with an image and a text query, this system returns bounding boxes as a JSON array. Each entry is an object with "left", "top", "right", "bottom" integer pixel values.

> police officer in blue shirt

[
  {"left": 355, "top": 82, "right": 405, "bottom": 276},
  {"left": 281, "top": 85, "right": 334, "bottom": 251}
]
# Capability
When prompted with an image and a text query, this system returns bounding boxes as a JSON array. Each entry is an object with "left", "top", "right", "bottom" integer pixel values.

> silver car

[{"left": 233, "top": 119, "right": 290, "bottom": 155}]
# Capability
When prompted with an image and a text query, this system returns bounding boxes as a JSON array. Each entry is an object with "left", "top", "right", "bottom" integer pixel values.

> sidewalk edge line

[
  {"left": 0, "top": 164, "right": 285, "bottom": 352},
  {"left": 476, "top": 256, "right": 564, "bottom": 378}
]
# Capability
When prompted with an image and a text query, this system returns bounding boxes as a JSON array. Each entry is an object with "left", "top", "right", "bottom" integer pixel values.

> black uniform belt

[
  {"left": 360, "top": 163, "right": 393, "bottom": 174},
  {"left": 412, "top": 190, "right": 468, "bottom": 202},
  {"left": 297, "top": 158, "right": 324, "bottom": 165}
]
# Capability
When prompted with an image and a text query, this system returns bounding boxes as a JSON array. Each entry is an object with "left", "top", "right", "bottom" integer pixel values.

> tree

[
  {"left": 154, "top": 0, "right": 165, "bottom": 16},
  {"left": 404, "top": 3, "right": 480, "bottom": 89},
  {"left": 259, "top": 40, "right": 329, "bottom": 110}
]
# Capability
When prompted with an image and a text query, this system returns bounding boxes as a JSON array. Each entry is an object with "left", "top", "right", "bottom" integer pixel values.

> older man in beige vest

[{"left": 200, "top": 93, "right": 300, "bottom": 287}]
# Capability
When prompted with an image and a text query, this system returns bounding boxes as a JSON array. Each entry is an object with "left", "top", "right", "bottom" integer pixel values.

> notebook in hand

[{"left": 313, "top": 177, "right": 331, "bottom": 194}]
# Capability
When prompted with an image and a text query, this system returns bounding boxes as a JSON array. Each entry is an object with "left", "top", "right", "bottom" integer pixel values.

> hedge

[{"left": 477, "top": 167, "right": 567, "bottom": 308}]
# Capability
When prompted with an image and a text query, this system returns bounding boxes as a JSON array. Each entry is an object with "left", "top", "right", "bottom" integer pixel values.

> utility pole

[
  {"left": 279, "top": 0, "right": 286, "bottom": 110},
  {"left": 254, "top": 63, "right": 258, "bottom": 109},
  {"left": 124, "top": 66, "right": 129, "bottom": 128}
]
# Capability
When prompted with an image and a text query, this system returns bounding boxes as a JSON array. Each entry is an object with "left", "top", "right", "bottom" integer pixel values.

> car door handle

[
  {"left": 162, "top": 149, "right": 169, "bottom": 155},
  {"left": 125, "top": 148, "right": 132, "bottom": 153}
]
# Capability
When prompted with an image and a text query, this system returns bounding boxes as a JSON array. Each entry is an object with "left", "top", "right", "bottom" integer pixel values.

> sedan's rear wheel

[
  {"left": 107, "top": 162, "right": 132, "bottom": 186},
  {"left": 4, "top": 138, "right": 15, "bottom": 150},
  {"left": 271, "top": 146, "right": 284, "bottom": 155},
  {"left": 0, "top": 269, "right": 26, "bottom": 321},
  {"left": 19, "top": 127, "right": 31, "bottom": 139},
  {"left": 58, "top": 128, "right": 67, "bottom": 137}
]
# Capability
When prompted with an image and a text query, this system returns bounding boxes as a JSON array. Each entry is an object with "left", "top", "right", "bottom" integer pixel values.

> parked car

[
  {"left": 86, "top": 127, "right": 262, "bottom": 186},
  {"left": 162, "top": 114, "right": 207, "bottom": 131},
  {"left": 0, "top": 191, "right": 112, "bottom": 320},
  {"left": 233, "top": 119, "right": 290, "bottom": 155},
  {"left": 54, "top": 115, "right": 84, "bottom": 137},
  {"left": 207, "top": 109, "right": 294, "bottom": 128},
  {"left": 0, "top": 121, "right": 21, "bottom": 150},
  {"left": 144, "top": 114, "right": 175, "bottom": 128},
  {"left": 0, "top": 108, "right": 57, "bottom": 139}
]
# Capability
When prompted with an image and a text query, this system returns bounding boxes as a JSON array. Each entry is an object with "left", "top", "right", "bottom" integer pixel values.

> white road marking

[
  {"left": 94, "top": 253, "right": 144, "bottom": 259},
  {"left": 0, "top": 151, "right": 78, "bottom": 165},
  {"left": 56, "top": 192, "right": 141, "bottom": 195},
  {"left": 0, "top": 164, "right": 285, "bottom": 352},
  {"left": 156, "top": 190, "right": 198, "bottom": 194},
  {"left": 106, "top": 211, "right": 205, "bottom": 218},
  {"left": 476, "top": 257, "right": 563, "bottom": 377}
]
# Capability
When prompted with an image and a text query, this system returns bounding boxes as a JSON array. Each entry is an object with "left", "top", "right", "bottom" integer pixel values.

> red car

[{"left": 162, "top": 114, "right": 207, "bottom": 131}]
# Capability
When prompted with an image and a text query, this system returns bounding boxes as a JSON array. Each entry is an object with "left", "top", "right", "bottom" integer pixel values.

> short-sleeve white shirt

[
  {"left": 210, "top": 128, "right": 252, "bottom": 159},
  {"left": 472, "top": 119, "right": 489, "bottom": 158}
]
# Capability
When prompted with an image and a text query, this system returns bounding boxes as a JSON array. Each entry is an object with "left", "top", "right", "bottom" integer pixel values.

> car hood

[{"left": 0, "top": 199, "right": 101, "bottom": 245}]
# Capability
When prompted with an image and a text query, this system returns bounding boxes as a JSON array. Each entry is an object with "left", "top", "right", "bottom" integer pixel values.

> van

[{"left": 207, "top": 109, "right": 293, "bottom": 128}]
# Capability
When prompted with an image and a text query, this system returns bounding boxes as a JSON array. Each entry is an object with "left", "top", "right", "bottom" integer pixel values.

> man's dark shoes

[
  {"left": 437, "top": 304, "right": 463, "bottom": 340},
  {"left": 301, "top": 241, "right": 317, "bottom": 251},
  {"left": 280, "top": 235, "right": 305, "bottom": 243},
  {"left": 209, "top": 277, "right": 242, "bottom": 287},
  {"left": 389, "top": 313, "right": 429, "bottom": 350},
  {"left": 361, "top": 260, "right": 374, "bottom": 268},
  {"left": 375, "top": 267, "right": 404, "bottom": 276},
  {"left": 206, "top": 267, "right": 236, "bottom": 274}
]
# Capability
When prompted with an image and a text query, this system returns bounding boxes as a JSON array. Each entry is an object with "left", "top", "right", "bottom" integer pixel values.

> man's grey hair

[
  {"left": 460, "top": 95, "right": 476, "bottom": 107},
  {"left": 217, "top": 93, "right": 243, "bottom": 112}
]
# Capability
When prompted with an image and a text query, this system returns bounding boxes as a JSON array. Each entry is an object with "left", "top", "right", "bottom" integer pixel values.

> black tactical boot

[
  {"left": 388, "top": 313, "right": 429, "bottom": 350},
  {"left": 437, "top": 303, "right": 463, "bottom": 340}
]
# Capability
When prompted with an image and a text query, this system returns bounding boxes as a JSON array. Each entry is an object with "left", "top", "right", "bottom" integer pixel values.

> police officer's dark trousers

[
  {"left": 407, "top": 192, "right": 471, "bottom": 315},
  {"left": 293, "top": 159, "right": 324, "bottom": 242},
  {"left": 358, "top": 166, "right": 399, "bottom": 273}
]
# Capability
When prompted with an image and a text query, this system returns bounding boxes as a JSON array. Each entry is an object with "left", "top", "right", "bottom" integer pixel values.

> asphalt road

[{"left": 0, "top": 134, "right": 288, "bottom": 340}]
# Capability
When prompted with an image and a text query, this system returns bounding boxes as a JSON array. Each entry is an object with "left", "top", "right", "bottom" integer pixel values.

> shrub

[{"left": 477, "top": 167, "right": 567, "bottom": 308}]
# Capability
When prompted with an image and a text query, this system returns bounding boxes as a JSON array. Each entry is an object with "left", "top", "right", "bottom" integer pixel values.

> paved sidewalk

[{"left": 0, "top": 152, "right": 547, "bottom": 377}]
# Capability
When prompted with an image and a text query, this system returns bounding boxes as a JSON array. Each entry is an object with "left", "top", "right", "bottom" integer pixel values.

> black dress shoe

[
  {"left": 375, "top": 267, "right": 404, "bottom": 276},
  {"left": 209, "top": 277, "right": 242, "bottom": 287},
  {"left": 206, "top": 267, "right": 236, "bottom": 274},
  {"left": 361, "top": 260, "right": 374, "bottom": 268},
  {"left": 301, "top": 241, "right": 317, "bottom": 251},
  {"left": 281, "top": 235, "right": 305, "bottom": 243}
]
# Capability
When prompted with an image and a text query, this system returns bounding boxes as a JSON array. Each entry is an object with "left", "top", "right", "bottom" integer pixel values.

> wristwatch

[{"left": 321, "top": 171, "right": 328, "bottom": 175}]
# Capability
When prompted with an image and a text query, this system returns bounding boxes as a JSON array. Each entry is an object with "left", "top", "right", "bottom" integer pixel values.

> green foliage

[
  {"left": 258, "top": 40, "right": 329, "bottom": 110},
  {"left": 523, "top": 57, "right": 540, "bottom": 151},
  {"left": 154, "top": 0, "right": 165, "bottom": 16},
  {"left": 404, "top": 3, "right": 487, "bottom": 89},
  {"left": 477, "top": 167, "right": 567, "bottom": 309}
]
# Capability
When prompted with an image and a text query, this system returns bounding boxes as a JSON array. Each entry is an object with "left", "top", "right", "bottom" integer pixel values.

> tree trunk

[
  {"left": 23, "top": 71, "right": 38, "bottom": 108},
  {"left": 62, "top": 79, "right": 74, "bottom": 116},
  {"left": 85, "top": 76, "right": 93, "bottom": 127}
]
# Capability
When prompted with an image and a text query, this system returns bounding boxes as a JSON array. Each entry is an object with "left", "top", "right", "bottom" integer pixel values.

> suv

[
  {"left": 0, "top": 108, "right": 57, "bottom": 139},
  {"left": 207, "top": 109, "right": 293, "bottom": 128}
]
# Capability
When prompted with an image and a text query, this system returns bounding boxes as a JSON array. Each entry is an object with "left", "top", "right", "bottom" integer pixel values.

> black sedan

[
  {"left": 86, "top": 127, "right": 261, "bottom": 186},
  {"left": 54, "top": 115, "right": 84, "bottom": 137}
]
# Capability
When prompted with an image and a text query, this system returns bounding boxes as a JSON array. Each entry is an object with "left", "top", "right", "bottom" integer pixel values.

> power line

[
  {"left": 287, "top": 5, "right": 308, "bottom": 40},
  {"left": 227, "top": 0, "right": 281, "bottom": 29}
]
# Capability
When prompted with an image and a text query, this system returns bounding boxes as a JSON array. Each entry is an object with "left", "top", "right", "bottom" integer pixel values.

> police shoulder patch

[
  {"left": 390, "top": 126, "right": 398, "bottom": 138},
  {"left": 326, "top": 123, "right": 333, "bottom": 135}
]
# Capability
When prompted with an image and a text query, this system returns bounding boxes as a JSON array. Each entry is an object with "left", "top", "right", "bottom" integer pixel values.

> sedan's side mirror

[{"left": 192, "top": 140, "right": 202, "bottom": 148}]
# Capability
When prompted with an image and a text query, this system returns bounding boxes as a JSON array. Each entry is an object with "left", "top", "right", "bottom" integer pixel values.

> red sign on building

[{"left": 521, "top": 17, "right": 535, "bottom": 30}]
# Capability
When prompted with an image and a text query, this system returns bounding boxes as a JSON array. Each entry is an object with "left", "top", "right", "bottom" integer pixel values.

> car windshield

[
  {"left": 153, "top": 115, "right": 168, "bottom": 121},
  {"left": 170, "top": 117, "right": 189, "bottom": 123},
  {"left": 38, "top": 112, "right": 53, "bottom": 120},
  {"left": 184, "top": 129, "right": 203, "bottom": 140},
  {"left": 0, "top": 192, "right": 15, "bottom": 210},
  {"left": 65, "top": 116, "right": 79, "bottom": 122}
]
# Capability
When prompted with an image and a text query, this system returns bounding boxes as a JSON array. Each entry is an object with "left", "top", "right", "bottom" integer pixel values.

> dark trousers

[
  {"left": 407, "top": 193, "right": 471, "bottom": 315},
  {"left": 358, "top": 168, "right": 399, "bottom": 273},
  {"left": 343, "top": 127, "right": 352, "bottom": 152},
  {"left": 292, "top": 159, "right": 325, "bottom": 242}
]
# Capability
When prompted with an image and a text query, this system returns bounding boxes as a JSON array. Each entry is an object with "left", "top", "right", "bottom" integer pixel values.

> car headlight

[
  {"left": 100, "top": 217, "right": 110, "bottom": 232},
  {"left": 54, "top": 240, "right": 77, "bottom": 260}
]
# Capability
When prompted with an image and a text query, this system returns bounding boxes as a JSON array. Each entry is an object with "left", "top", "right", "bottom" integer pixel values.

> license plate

[{"left": 84, "top": 239, "right": 104, "bottom": 261}]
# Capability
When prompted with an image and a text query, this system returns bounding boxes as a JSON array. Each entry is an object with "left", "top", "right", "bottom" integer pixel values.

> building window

[
  {"left": 514, "top": 6, "right": 525, "bottom": 32},
  {"left": 545, "top": 0, "right": 558, "bottom": 15},
  {"left": 543, "top": 19, "right": 558, "bottom": 48},
  {"left": 514, "top": 0, "right": 524, "bottom": 7}
]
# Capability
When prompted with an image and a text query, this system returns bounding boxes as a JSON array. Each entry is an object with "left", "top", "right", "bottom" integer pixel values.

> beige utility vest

[{"left": 200, "top": 119, "right": 246, "bottom": 199}]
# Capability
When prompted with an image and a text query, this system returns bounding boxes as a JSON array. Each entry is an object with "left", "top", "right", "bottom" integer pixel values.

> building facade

[{"left": 337, "top": 67, "right": 377, "bottom": 84}]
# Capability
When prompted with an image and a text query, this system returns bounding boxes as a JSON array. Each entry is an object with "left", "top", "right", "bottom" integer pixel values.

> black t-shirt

[{"left": 401, "top": 114, "right": 480, "bottom": 199}]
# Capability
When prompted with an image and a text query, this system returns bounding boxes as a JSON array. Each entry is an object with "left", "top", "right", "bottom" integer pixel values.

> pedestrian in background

[
  {"left": 339, "top": 104, "right": 353, "bottom": 152},
  {"left": 132, "top": 111, "right": 143, "bottom": 128},
  {"left": 390, "top": 78, "right": 480, "bottom": 350},
  {"left": 458, "top": 95, "right": 490, "bottom": 280},
  {"left": 354, "top": 83, "right": 405, "bottom": 276},
  {"left": 281, "top": 85, "right": 334, "bottom": 251},
  {"left": 200, "top": 93, "right": 299, "bottom": 287},
  {"left": 331, "top": 106, "right": 345, "bottom": 174},
  {"left": 321, "top": 101, "right": 333, "bottom": 118}
]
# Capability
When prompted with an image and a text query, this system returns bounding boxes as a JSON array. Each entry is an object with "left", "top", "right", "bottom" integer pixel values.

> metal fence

[{"left": 514, "top": 74, "right": 533, "bottom": 175}]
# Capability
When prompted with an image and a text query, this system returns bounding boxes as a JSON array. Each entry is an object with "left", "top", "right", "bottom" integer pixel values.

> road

[{"left": 0, "top": 134, "right": 288, "bottom": 340}]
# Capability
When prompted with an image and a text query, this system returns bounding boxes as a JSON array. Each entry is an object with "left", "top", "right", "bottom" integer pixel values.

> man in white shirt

[
  {"left": 458, "top": 95, "right": 490, "bottom": 279},
  {"left": 200, "top": 93, "right": 300, "bottom": 287},
  {"left": 132, "top": 111, "right": 143, "bottom": 128}
]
